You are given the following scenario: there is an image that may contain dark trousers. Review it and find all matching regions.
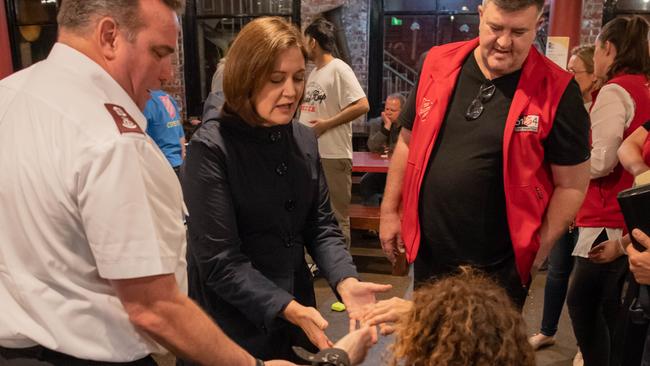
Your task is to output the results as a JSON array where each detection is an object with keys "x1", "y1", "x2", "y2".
[
  {"x1": 643, "y1": 323, "x2": 650, "y2": 366},
  {"x1": 567, "y1": 230, "x2": 628, "y2": 366},
  {"x1": 0, "y1": 345, "x2": 156, "y2": 366},
  {"x1": 540, "y1": 229, "x2": 578, "y2": 336},
  {"x1": 414, "y1": 254, "x2": 529, "y2": 310}
]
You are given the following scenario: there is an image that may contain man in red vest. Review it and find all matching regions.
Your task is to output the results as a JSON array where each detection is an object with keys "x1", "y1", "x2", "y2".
[{"x1": 379, "y1": 0, "x2": 591, "y2": 308}]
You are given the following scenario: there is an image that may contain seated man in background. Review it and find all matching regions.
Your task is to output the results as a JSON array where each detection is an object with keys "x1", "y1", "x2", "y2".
[
  {"x1": 366, "y1": 93, "x2": 405, "y2": 154},
  {"x1": 144, "y1": 89, "x2": 186, "y2": 178},
  {"x1": 360, "y1": 93, "x2": 404, "y2": 206}
]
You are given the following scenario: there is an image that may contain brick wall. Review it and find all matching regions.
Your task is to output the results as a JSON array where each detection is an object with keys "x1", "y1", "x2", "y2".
[
  {"x1": 581, "y1": 0, "x2": 604, "y2": 45},
  {"x1": 163, "y1": 24, "x2": 188, "y2": 121},
  {"x1": 301, "y1": 0, "x2": 370, "y2": 92}
]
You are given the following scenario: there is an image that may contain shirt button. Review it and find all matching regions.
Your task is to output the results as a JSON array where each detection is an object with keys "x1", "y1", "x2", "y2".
[
  {"x1": 285, "y1": 199, "x2": 296, "y2": 212},
  {"x1": 269, "y1": 131, "x2": 282, "y2": 142},
  {"x1": 284, "y1": 238, "x2": 294, "y2": 248},
  {"x1": 275, "y1": 162, "x2": 288, "y2": 176}
]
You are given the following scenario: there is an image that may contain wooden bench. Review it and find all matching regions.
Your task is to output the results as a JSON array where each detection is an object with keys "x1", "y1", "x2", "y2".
[{"x1": 349, "y1": 203, "x2": 380, "y2": 231}]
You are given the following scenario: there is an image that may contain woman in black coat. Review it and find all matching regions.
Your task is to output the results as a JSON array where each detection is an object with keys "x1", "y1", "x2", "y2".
[{"x1": 180, "y1": 17, "x2": 390, "y2": 362}]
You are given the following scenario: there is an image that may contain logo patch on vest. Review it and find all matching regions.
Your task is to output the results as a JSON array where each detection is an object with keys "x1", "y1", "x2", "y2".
[
  {"x1": 104, "y1": 103, "x2": 144, "y2": 135},
  {"x1": 419, "y1": 97, "x2": 433, "y2": 121},
  {"x1": 514, "y1": 114, "x2": 539, "y2": 133}
]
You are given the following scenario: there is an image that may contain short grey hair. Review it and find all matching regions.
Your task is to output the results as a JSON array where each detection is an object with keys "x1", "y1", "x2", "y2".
[
  {"x1": 386, "y1": 93, "x2": 406, "y2": 107},
  {"x1": 57, "y1": 0, "x2": 185, "y2": 41},
  {"x1": 482, "y1": 0, "x2": 544, "y2": 12}
]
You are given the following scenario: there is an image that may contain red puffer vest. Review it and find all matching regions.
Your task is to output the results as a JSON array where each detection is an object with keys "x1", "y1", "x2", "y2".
[{"x1": 401, "y1": 38, "x2": 573, "y2": 284}]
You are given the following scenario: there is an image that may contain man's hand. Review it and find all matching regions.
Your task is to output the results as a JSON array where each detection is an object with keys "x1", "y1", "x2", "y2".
[
  {"x1": 309, "y1": 119, "x2": 331, "y2": 137},
  {"x1": 380, "y1": 111, "x2": 392, "y2": 130},
  {"x1": 337, "y1": 278, "x2": 392, "y2": 333},
  {"x1": 379, "y1": 210, "x2": 403, "y2": 264},
  {"x1": 266, "y1": 361, "x2": 298, "y2": 366},
  {"x1": 361, "y1": 297, "x2": 413, "y2": 335},
  {"x1": 283, "y1": 300, "x2": 333, "y2": 350},
  {"x1": 628, "y1": 229, "x2": 650, "y2": 285},
  {"x1": 589, "y1": 239, "x2": 624, "y2": 264},
  {"x1": 332, "y1": 327, "x2": 376, "y2": 366}
]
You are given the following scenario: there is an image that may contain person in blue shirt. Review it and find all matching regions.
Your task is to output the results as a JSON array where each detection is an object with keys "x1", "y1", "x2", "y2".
[{"x1": 144, "y1": 89, "x2": 186, "y2": 175}]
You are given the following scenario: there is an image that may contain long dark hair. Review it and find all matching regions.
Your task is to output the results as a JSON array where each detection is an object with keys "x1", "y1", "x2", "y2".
[
  {"x1": 304, "y1": 17, "x2": 338, "y2": 55},
  {"x1": 598, "y1": 16, "x2": 650, "y2": 80}
]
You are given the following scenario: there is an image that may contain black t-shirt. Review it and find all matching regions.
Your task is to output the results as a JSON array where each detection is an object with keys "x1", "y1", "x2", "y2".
[{"x1": 403, "y1": 54, "x2": 590, "y2": 282}]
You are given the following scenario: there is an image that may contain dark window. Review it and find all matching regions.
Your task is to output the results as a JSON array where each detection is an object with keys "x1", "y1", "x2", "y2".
[
  {"x1": 7, "y1": 0, "x2": 60, "y2": 70},
  {"x1": 380, "y1": 1, "x2": 481, "y2": 101},
  {"x1": 369, "y1": 0, "x2": 548, "y2": 114},
  {"x1": 437, "y1": 14, "x2": 479, "y2": 44},
  {"x1": 383, "y1": 0, "x2": 436, "y2": 12},
  {"x1": 437, "y1": 0, "x2": 482, "y2": 12},
  {"x1": 614, "y1": 0, "x2": 650, "y2": 12},
  {"x1": 183, "y1": 0, "x2": 300, "y2": 117}
]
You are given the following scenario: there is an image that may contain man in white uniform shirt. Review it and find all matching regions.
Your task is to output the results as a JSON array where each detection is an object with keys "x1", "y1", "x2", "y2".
[
  {"x1": 0, "y1": 1, "x2": 300, "y2": 365},
  {"x1": 299, "y1": 18, "x2": 369, "y2": 249}
]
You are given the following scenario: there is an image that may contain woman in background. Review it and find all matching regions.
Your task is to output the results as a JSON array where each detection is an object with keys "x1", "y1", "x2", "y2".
[
  {"x1": 528, "y1": 45, "x2": 597, "y2": 364},
  {"x1": 567, "y1": 16, "x2": 650, "y2": 366}
]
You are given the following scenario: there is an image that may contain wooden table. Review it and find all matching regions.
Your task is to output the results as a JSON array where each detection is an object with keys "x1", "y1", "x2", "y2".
[{"x1": 352, "y1": 151, "x2": 389, "y2": 173}]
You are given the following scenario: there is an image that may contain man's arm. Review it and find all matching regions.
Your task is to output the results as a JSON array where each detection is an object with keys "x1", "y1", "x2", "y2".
[
  {"x1": 111, "y1": 274, "x2": 256, "y2": 366},
  {"x1": 534, "y1": 160, "x2": 590, "y2": 268},
  {"x1": 379, "y1": 128, "x2": 411, "y2": 263},
  {"x1": 618, "y1": 126, "x2": 650, "y2": 177},
  {"x1": 310, "y1": 98, "x2": 369, "y2": 137},
  {"x1": 366, "y1": 117, "x2": 389, "y2": 153},
  {"x1": 180, "y1": 136, "x2": 187, "y2": 161}
]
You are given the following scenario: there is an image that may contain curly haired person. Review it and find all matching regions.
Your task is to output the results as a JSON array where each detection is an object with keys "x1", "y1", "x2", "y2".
[{"x1": 386, "y1": 268, "x2": 535, "y2": 366}]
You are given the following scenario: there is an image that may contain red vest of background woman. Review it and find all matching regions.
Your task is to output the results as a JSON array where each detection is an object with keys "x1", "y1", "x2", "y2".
[{"x1": 576, "y1": 73, "x2": 650, "y2": 230}]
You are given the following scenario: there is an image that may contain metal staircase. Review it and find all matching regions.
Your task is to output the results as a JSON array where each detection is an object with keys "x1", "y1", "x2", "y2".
[{"x1": 382, "y1": 51, "x2": 417, "y2": 98}]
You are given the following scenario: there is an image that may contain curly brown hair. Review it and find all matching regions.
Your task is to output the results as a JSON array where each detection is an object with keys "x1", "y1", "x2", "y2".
[{"x1": 389, "y1": 268, "x2": 535, "y2": 366}]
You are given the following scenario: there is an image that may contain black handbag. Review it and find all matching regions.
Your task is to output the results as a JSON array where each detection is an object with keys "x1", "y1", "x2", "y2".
[{"x1": 618, "y1": 184, "x2": 650, "y2": 321}]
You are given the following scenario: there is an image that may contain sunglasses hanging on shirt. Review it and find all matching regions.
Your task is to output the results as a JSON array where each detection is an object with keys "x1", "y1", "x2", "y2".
[{"x1": 465, "y1": 82, "x2": 496, "y2": 121}]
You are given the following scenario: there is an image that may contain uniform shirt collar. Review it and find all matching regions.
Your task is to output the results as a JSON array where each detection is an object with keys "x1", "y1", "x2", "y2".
[{"x1": 47, "y1": 42, "x2": 147, "y2": 130}]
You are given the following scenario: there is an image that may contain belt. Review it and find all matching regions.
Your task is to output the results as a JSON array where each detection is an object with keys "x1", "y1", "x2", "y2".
[{"x1": 0, "y1": 345, "x2": 156, "y2": 366}]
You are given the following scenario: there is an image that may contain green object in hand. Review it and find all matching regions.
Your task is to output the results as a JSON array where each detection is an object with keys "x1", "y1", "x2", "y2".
[{"x1": 331, "y1": 301, "x2": 346, "y2": 312}]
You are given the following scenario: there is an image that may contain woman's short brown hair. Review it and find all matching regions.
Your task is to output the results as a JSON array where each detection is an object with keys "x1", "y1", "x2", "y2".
[
  {"x1": 223, "y1": 17, "x2": 307, "y2": 125},
  {"x1": 389, "y1": 267, "x2": 535, "y2": 366}
]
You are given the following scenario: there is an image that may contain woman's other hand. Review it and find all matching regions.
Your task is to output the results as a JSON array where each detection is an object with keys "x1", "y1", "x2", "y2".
[{"x1": 283, "y1": 300, "x2": 333, "y2": 350}]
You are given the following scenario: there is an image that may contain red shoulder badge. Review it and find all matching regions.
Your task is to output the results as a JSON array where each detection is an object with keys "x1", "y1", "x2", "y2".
[{"x1": 104, "y1": 103, "x2": 144, "y2": 135}]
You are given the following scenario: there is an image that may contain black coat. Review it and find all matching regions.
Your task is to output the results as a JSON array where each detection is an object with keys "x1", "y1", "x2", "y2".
[{"x1": 181, "y1": 112, "x2": 358, "y2": 360}]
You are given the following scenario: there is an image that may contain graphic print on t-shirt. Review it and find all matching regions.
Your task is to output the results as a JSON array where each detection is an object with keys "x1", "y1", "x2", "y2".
[{"x1": 300, "y1": 82, "x2": 327, "y2": 113}]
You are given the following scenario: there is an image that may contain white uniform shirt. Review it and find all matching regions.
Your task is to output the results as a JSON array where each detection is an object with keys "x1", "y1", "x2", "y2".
[
  {"x1": 573, "y1": 84, "x2": 635, "y2": 257},
  {"x1": 298, "y1": 58, "x2": 366, "y2": 159},
  {"x1": 0, "y1": 43, "x2": 187, "y2": 361}
]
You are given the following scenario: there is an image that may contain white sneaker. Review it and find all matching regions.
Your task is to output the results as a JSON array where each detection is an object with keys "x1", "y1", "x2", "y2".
[
  {"x1": 528, "y1": 333, "x2": 556, "y2": 350},
  {"x1": 573, "y1": 351, "x2": 583, "y2": 366}
]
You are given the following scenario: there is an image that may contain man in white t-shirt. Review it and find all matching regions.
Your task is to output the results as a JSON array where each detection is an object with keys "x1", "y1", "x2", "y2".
[{"x1": 299, "y1": 18, "x2": 369, "y2": 248}]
